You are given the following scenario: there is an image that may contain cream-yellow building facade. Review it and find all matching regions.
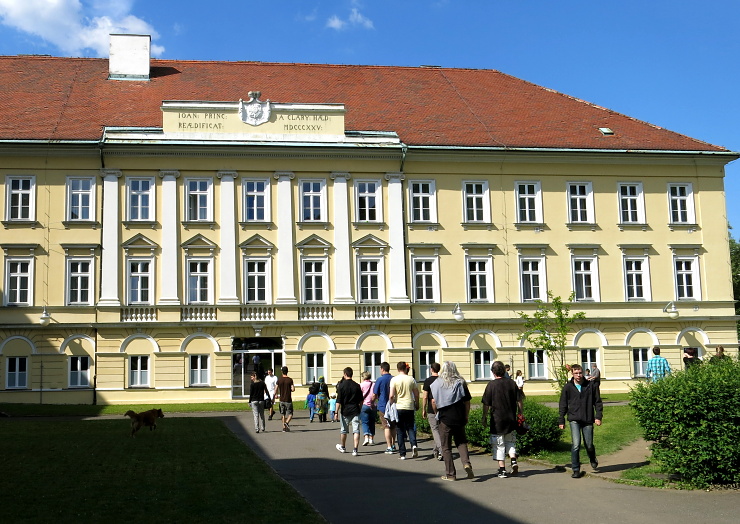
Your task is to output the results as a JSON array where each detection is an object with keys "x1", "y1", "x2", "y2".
[{"x1": 1, "y1": 35, "x2": 737, "y2": 404}]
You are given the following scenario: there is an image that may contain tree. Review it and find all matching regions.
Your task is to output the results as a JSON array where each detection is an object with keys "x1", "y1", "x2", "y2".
[
  {"x1": 518, "y1": 291, "x2": 585, "y2": 393},
  {"x1": 729, "y1": 233, "x2": 740, "y2": 338}
]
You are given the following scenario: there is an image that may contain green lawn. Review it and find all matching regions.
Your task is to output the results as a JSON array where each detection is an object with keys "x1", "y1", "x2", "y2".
[{"x1": 0, "y1": 417, "x2": 324, "y2": 524}]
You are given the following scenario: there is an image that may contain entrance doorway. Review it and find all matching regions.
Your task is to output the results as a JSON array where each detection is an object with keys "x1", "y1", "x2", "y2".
[{"x1": 231, "y1": 337, "x2": 283, "y2": 398}]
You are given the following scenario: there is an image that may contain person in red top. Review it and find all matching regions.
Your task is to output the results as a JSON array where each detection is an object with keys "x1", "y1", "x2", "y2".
[{"x1": 276, "y1": 366, "x2": 295, "y2": 432}]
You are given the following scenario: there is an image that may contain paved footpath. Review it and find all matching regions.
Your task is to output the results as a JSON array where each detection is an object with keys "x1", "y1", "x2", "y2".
[{"x1": 207, "y1": 411, "x2": 739, "y2": 524}]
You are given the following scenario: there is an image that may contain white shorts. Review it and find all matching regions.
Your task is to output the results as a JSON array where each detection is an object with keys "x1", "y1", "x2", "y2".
[{"x1": 491, "y1": 431, "x2": 517, "y2": 461}]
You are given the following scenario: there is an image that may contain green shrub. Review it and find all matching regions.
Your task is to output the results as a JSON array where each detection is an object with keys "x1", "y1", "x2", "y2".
[{"x1": 630, "y1": 358, "x2": 740, "y2": 487}]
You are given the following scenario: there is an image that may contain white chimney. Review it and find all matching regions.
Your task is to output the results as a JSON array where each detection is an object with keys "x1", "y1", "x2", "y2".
[{"x1": 109, "y1": 34, "x2": 151, "y2": 81}]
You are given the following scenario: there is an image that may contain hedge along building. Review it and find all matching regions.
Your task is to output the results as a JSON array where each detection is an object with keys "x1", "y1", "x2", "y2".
[{"x1": 0, "y1": 34, "x2": 737, "y2": 405}]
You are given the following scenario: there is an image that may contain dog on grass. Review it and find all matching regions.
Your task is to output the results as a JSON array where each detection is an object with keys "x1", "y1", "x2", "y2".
[{"x1": 124, "y1": 408, "x2": 164, "y2": 437}]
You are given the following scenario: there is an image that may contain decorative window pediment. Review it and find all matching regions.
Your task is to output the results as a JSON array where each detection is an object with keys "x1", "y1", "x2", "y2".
[
  {"x1": 239, "y1": 234, "x2": 275, "y2": 255},
  {"x1": 352, "y1": 234, "x2": 388, "y2": 255},
  {"x1": 182, "y1": 234, "x2": 217, "y2": 256},
  {"x1": 296, "y1": 234, "x2": 332, "y2": 256},
  {"x1": 123, "y1": 234, "x2": 159, "y2": 256}
]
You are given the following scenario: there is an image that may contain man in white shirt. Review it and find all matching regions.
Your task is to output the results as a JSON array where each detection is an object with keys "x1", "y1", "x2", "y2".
[{"x1": 264, "y1": 368, "x2": 278, "y2": 420}]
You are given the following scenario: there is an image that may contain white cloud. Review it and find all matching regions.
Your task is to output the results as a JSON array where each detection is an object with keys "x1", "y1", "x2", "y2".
[
  {"x1": 326, "y1": 5, "x2": 374, "y2": 31},
  {"x1": 0, "y1": 0, "x2": 164, "y2": 57},
  {"x1": 326, "y1": 15, "x2": 346, "y2": 30},
  {"x1": 348, "y1": 8, "x2": 373, "y2": 29}
]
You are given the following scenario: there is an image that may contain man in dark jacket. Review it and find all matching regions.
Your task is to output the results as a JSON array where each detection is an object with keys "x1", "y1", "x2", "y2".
[
  {"x1": 482, "y1": 361, "x2": 520, "y2": 478},
  {"x1": 558, "y1": 364, "x2": 603, "y2": 478},
  {"x1": 335, "y1": 367, "x2": 363, "y2": 456}
]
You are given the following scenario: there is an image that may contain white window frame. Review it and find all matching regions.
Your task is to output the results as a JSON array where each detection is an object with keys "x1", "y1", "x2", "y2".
[
  {"x1": 189, "y1": 355, "x2": 210, "y2": 386},
  {"x1": 66, "y1": 257, "x2": 94, "y2": 306},
  {"x1": 528, "y1": 350, "x2": 547, "y2": 379},
  {"x1": 474, "y1": 350, "x2": 494, "y2": 381},
  {"x1": 466, "y1": 256, "x2": 494, "y2": 303},
  {"x1": 355, "y1": 179, "x2": 383, "y2": 223},
  {"x1": 567, "y1": 182, "x2": 594, "y2": 224},
  {"x1": 411, "y1": 256, "x2": 440, "y2": 303},
  {"x1": 357, "y1": 257, "x2": 385, "y2": 303},
  {"x1": 417, "y1": 350, "x2": 438, "y2": 380},
  {"x1": 674, "y1": 256, "x2": 701, "y2": 300},
  {"x1": 184, "y1": 178, "x2": 213, "y2": 222},
  {"x1": 129, "y1": 355, "x2": 150, "y2": 387},
  {"x1": 571, "y1": 255, "x2": 600, "y2": 302},
  {"x1": 69, "y1": 356, "x2": 90, "y2": 388},
  {"x1": 623, "y1": 255, "x2": 651, "y2": 301},
  {"x1": 6, "y1": 356, "x2": 28, "y2": 389},
  {"x1": 186, "y1": 257, "x2": 214, "y2": 305},
  {"x1": 632, "y1": 347, "x2": 649, "y2": 377},
  {"x1": 515, "y1": 181, "x2": 543, "y2": 223},
  {"x1": 6, "y1": 175, "x2": 36, "y2": 221},
  {"x1": 463, "y1": 180, "x2": 491, "y2": 223},
  {"x1": 520, "y1": 256, "x2": 546, "y2": 302},
  {"x1": 668, "y1": 183, "x2": 696, "y2": 224},
  {"x1": 409, "y1": 180, "x2": 438, "y2": 223},
  {"x1": 126, "y1": 177, "x2": 155, "y2": 222},
  {"x1": 242, "y1": 178, "x2": 271, "y2": 222},
  {"x1": 243, "y1": 257, "x2": 272, "y2": 304},
  {"x1": 4, "y1": 257, "x2": 34, "y2": 306},
  {"x1": 364, "y1": 351, "x2": 384, "y2": 380},
  {"x1": 66, "y1": 176, "x2": 95, "y2": 221},
  {"x1": 299, "y1": 179, "x2": 327, "y2": 222},
  {"x1": 580, "y1": 349, "x2": 598, "y2": 370},
  {"x1": 617, "y1": 182, "x2": 645, "y2": 224},
  {"x1": 301, "y1": 257, "x2": 328, "y2": 303},
  {"x1": 306, "y1": 352, "x2": 325, "y2": 384},
  {"x1": 126, "y1": 258, "x2": 154, "y2": 305}
]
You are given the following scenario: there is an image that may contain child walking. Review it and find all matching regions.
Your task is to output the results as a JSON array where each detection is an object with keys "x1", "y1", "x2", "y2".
[
  {"x1": 329, "y1": 394, "x2": 337, "y2": 422},
  {"x1": 305, "y1": 390, "x2": 317, "y2": 422}
]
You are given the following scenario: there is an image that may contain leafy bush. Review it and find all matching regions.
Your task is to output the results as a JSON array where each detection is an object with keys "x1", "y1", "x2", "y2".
[{"x1": 630, "y1": 358, "x2": 740, "y2": 487}]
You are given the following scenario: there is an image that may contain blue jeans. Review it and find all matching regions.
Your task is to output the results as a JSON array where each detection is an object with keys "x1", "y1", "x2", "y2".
[
  {"x1": 396, "y1": 409, "x2": 417, "y2": 456},
  {"x1": 360, "y1": 405, "x2": 376, "y2": 437},
  {"x1": 308, "y1": 405, "x2": 316, "y2": 421},
  {"x1": 569, "y1": 420, "x2": 596, "y2": 471}
]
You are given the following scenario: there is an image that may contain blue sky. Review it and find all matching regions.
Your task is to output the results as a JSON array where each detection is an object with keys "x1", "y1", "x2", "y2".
[{"x1": 1, "y1": 0, "x2": 739, "y2": 234}]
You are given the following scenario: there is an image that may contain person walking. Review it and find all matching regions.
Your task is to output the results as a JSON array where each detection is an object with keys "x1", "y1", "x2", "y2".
[
  {"x1": 422, "y1": 362, "x2": 443, "y2": 461},
  {"x1": 558, "y1": 364, "x2": 603, "y2": 478},
  {"x1": 373, "y1": 362, "x2": 397, "y2": 454},
  {"x1": 316, "y1": 376, "x2": 329, "y2": 422},
  {"x1": 388, "y1": 361, "x2": 419, "y2": 460},
  {"x1": 359, "y1": 371, "x2": 376, "y2": 446},
  {"x1": 588, "y1": 363, "x2": 601, "y2": 386},
  {"x1": 249, "y1": 372, "x2": 267, "y2": 433},
  {"x1": 431, "y1": 361, "x2": 474, "y2": 481},
  {"x1": 335, "y1": 367, "x2": 363, "y2": 456},
  {"x1": 276, "y1": 366, "x2": 295, "y2": 432},
  {"x1": 645, "y1": 346, "x2": 671, "y2": 382},
  {"x1": 482, "y1": 361, "x2": 520, "y2": 478},
  {"x1": 264, "y1": 368, "x2": 278, "y2": 420}
]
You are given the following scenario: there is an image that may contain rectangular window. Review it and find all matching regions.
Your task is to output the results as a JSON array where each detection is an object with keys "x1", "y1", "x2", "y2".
[
  {"x1": 412, "y1": 257, "x2": 438, "y2": 302},
  {"x1": 302, "y1": 259, "x2": 326, "y2": 303},
  {"x1": 127, "y1": 259, "x2": 153, "y2": 305},
  {"x1": 190, "y1": 355, "x2": 209, "y2": 386},
  {"x1": 185, "y1": 178, "x2": 213, "y2": 221},
  {"x1": 463, "y1": 181, "x2": 490, "y2": 223},
  {"x1": 244, "y1": 259, "x2": 269, "y2": 303},
  {"x1": 67, "y1": 177, "x2": 94, "y2": 221},
  {"x1": 243, "y1": 179, "x2": 270, "y2": 222},
  {"x1": 572, "y1": 257, "x2": 599, "y2": 301},
  {"x1": 668, "y1": 183, "x2": 695, "y2": 224},
  {"x1": 356, "y1": 180, "x2": 381, "y2": 222},
  {"x1": 7, "y1": 357, "x2": 28, "y2": 388},
  {"x1": 618, "y1": 183, "x2": 644, "y2": 223},
  {"x1": 127, "y1": 177, "x2": 154, "y2": 221},
  {"x1": 624, "y1": 256, "x2": 651, "y2": 301},
  {"x1": 467, "y1": 258, "x2": 493, "y2": 302},
  {"x1": 187, "y1": 259, "x2": 212, "y2": 304},
  {"x1": 520, "y1": 257, "x2": 545, "y2": 302},
  {"x1": 5, "y1": 258, "x2": 33, "y2": 306},
  {"x1": 300, "y1": 180, "x2": 326, "y2": 222},
  {"x1": 129, "y1": 356, "x2": 149, "y2": 387},
  {"x1": 6, "y1": 176, "x2": 35, "y2": 221},
  {"x1": 474, "y1": 350, "x2": 493, "y2": 380},
  {"x1": 515, "y1": 181, "x2": 542, "y2": 223},
  {"x1": 364, "y1": 352, "x2": 383, "y2": 380},
  {"x1": 358, "y1": 259, "x2": 381, "y2": 302},
  {"x1": 675, "y1": 257, "x2": 700, "y2": 300},
  {"x1": 67, "y1": 258, "x2": 93, "y2": 305},
  {"x1": 581, "y1": 349, "x2": 597, "y2": 370},
  {"x1": 633, "y1": 348, "x2": 649, "y2": 377},
  {"x1": 418, "y1": 351, "x2": 437, "y2": 380},
  {"x1": 306, "y1": 353, "x2": 325, "y2": 384},
  {"x1": 567, "y1": 182, "x2": 593, "y2": 223},
  {"x1": 528, "y1": 350, "x2": 546, "y2": 379},
  {"x1": 409, "y1": 181, "x2": 437, "y2": 222},
  {"x1": 69, "y1": 356, "x2": 90, "y2": 387}
]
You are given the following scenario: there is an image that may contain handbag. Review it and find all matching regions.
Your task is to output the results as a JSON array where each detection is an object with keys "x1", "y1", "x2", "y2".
[{"x1": 516, "y1": 413, "x2": 530, "y2": 435}]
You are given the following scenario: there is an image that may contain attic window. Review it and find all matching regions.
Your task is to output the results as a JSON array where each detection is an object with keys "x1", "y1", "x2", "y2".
[{"x1": 599, "y1": 127, "x2": 614, "y2": 136}]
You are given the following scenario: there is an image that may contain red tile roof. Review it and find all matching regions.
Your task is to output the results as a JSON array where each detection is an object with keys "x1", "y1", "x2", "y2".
[{"x1": 0, "y1": 56, "x2": 727, "y2": 152}]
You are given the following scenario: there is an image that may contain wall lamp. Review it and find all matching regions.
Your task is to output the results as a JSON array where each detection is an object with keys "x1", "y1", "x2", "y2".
[
  {"x1": 663, "y1": 301, "x2": 679, "y2": 320},
  {"x1": 39, "y1": 306, "x2": 51, "y2": 326},
  {"x1": 452, "y1": 303, "x2": 465, "y2": 322}
]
